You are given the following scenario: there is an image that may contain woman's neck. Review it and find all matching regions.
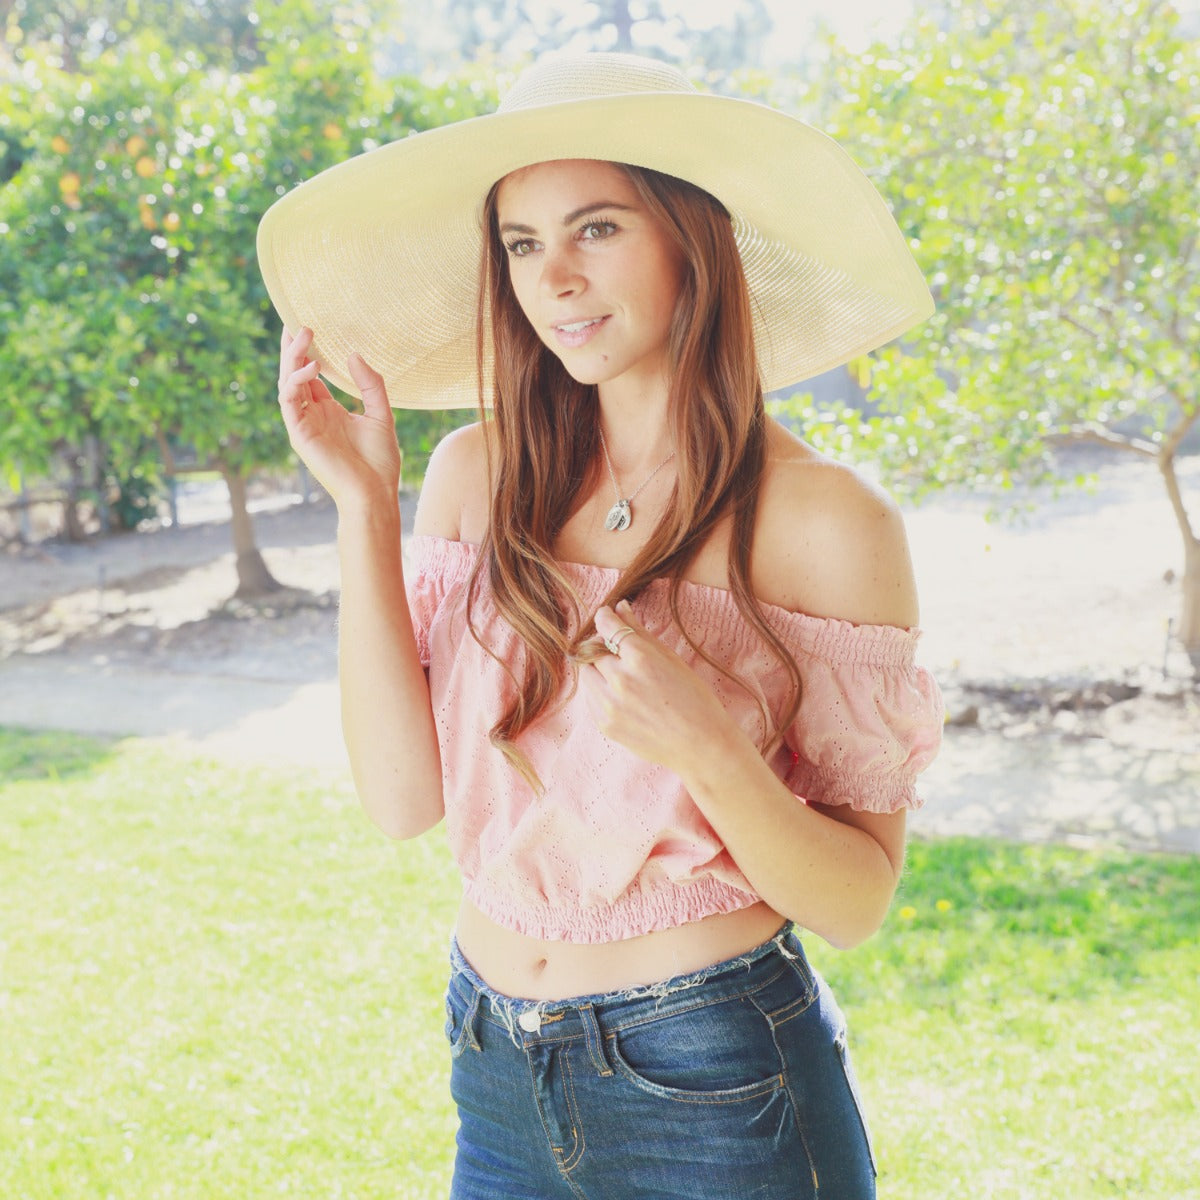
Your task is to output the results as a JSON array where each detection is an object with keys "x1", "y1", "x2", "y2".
[{"x1": 596, "y1": 378, "x2": 674, "y2": 473}]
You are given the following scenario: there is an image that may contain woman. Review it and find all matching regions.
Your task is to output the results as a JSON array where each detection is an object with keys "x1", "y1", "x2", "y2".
[{"x1": 261, "y1": 52, "x2": 942, "y2": 1200}]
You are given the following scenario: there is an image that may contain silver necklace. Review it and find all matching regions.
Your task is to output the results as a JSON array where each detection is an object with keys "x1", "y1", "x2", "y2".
[{"x1": 597, "y1": 428, "x2": 676, "y2": 533}]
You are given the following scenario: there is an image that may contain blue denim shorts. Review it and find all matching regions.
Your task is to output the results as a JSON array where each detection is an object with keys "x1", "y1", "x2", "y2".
[{"x1": 444, "y1": 926, "x2": 877, "y2": 1199}]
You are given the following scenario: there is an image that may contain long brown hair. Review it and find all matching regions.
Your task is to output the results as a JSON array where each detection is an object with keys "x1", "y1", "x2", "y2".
[{"x1": 469, "y1": 162, "x2": 802, "y2": 785}]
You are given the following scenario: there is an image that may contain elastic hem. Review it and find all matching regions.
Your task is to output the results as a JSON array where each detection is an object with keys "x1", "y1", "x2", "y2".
[{"x1": 462, "y1": 876, "x2": 761, "y2": 944}]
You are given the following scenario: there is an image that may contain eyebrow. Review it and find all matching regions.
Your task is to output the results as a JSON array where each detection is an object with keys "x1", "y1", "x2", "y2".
[{"x1": 498, "y1": 200, "x2": 638, "y2": 236}]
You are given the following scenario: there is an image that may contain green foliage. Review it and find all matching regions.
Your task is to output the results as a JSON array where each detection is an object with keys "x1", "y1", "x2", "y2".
[
  {"x1": 770, "y1": 0, "x2": 1200, "y2": 498},
  {"x1": 0, "y1": 3, "x2": 488, "y2": 533},
  {"x1": 2, "y1": 0, "x2": 261, "y2": 70}
]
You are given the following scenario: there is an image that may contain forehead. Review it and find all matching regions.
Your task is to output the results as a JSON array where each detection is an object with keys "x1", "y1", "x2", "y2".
[{"x1": 495, "y1": 159, "x2": 636, "y2": 215}]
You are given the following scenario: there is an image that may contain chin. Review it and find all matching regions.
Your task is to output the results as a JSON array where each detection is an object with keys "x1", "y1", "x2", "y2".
[{"x1": 551, "y1": 356, "x2": 613, "y2": 388}]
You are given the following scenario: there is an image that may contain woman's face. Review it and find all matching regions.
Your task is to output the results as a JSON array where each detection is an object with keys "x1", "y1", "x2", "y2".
[{"x1": 495, "y1": 159, "x2": 686, "y2": 396}]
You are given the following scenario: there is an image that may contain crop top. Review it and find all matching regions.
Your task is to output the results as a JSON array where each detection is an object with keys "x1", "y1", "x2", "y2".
[{"x1": 406, "y1": 533, "x2": 943, "y2": 944}]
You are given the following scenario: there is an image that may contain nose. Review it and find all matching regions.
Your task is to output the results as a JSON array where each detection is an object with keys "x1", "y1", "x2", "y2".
[{"x1": 539, "y1": 244, "x2": 584, "y2": 298}]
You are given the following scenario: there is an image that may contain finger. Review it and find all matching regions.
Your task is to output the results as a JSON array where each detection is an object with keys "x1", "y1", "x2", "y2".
[
  {"x1": 347, "y1": 352, "x2": 392, "y2": 418},
  {"x1": 279, "y1": 358, "x2": 321, "y2": 406},
  {"x1": 578, "y1": 665, "x2": 619, "y2": 725},
  {"x1": 280, "y1": 326, "x2": 314, "y2": 377},
  {"x1": 594, "y1": 603, "x2": 644, "y2": 648},
  {"x1": 615, "y1": 598, "x2": 650, "y2": 634},
  {"x1": 283, "y1": 357, "x2": 321, "y2": 391}
]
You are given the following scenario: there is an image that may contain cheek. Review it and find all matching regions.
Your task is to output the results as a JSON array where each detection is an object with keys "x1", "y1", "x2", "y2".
[
  {"x1": 505, "y1": 271, "x2": 548, "y2": 344},
  {"x1": 505, "y1": 269, "x2": 535, "y2": 320},
  {"x1": 646, "y1": 249, "x2": 686, "y2": 324}
]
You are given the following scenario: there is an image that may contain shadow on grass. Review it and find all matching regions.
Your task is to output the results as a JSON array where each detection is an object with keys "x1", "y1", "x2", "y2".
[{"x1": 0, "y1": 726, "x2": 118, "y2": 782}]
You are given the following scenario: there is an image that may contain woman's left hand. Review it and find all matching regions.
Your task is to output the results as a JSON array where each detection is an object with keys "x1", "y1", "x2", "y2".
[{"x1": 584, "y1": 601, "x2": 744, "y2": 780}]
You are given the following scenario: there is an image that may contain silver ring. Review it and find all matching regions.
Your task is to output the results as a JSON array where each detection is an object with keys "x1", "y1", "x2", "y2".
[
  {"x1": 603, "y1": 625, "x2": 636, "y2": 656},
  {"x1": 300, "y1": 399, "x2": 310, "y2": 410}
]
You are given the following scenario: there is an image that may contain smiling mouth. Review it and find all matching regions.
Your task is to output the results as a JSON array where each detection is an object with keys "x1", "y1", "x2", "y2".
[{"x1": 555, "y1": 317, "x2": 606, "y2": 334}]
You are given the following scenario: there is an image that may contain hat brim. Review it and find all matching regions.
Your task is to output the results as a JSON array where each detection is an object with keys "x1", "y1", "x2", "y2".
[{"x1": 257, "y1": 92, "x2": 933, "y2": 409}]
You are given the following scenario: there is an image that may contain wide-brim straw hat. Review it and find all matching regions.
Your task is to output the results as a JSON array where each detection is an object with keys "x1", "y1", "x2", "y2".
[{"x1": 257, "y1": 52, "x2": 933, "y2": 409}]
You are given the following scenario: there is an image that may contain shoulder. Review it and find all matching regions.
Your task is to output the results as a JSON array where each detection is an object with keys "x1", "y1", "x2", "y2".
[
  {"x1": 751, "y1": 419, "x2": 919, "y2": 628},
  {"x1": 413, "y1": 419, "x2": 496, "y2": 541}
]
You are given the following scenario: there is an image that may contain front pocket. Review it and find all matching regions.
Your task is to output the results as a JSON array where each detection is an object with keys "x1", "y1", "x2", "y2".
[
  {"x1": 607, "y1": 995, "x2": 785, "y2": 1103},
  {"x1": 443, "y1": 985, "x2": 480, "y2": 1058}
]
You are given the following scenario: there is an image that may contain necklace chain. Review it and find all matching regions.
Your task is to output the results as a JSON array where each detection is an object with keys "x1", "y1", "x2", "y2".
[{"x1": 597, "y1": 427, "x2": 675, "y2": 533}]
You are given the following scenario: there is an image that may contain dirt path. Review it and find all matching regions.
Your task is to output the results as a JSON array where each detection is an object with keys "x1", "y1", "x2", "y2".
[{"x1": 1, "y1": 452, "x2": 1197, "y2": 853}]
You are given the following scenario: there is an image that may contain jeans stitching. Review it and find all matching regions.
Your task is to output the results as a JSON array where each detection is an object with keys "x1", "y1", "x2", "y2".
[
  {"x1": 605, "y1": 1039, "x2": 787, "y2": 1106},
  {"x1": 556, "y1": 1048, "x2": 588, "y2": 1174}
]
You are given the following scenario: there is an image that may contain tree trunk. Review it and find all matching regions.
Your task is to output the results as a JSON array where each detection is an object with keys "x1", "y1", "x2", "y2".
[
  {"x1": 61, "y1": 448, "x2": 89, "y2": 542},
  {"x1": 606, "y1": 0, "x2": 634, "y2": 50},
  {"x1": 219, "y1": 465, "x2": 282, "y2": 598},
  {"x1": 1156, "y1": 420, "x2": 1200, "y2": 675},
  {"x1": 1182, "y1": 538, "x2": 1200, "y2": 676}
]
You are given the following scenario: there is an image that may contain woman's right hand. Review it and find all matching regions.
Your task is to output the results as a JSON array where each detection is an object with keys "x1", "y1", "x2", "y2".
[{"x1": 277, "y1": 326, "x2": 402, "y2": 510}]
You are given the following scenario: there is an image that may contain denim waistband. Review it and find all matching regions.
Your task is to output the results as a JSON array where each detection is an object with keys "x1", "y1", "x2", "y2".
[{"x1": 448, "y1": 923, "x2": 805, "y2": 1047}]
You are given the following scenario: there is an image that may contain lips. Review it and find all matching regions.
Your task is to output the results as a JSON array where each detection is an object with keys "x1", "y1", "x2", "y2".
[{"x1": 552, "y1": 315, "x2": 609, "y2": 347}]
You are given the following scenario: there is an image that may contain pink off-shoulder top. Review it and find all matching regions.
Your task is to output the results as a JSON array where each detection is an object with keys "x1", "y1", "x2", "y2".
[{"x1": 406, "y1": 534, "x2": 943, "y2": 944}]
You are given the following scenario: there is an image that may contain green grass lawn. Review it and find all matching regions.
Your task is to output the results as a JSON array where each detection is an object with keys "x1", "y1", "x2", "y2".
[{"x1": 1, "y1": 727, "x2": 1197, "y2": 1199}]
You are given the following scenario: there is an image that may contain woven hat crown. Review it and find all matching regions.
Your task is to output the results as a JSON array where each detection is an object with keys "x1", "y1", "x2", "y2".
[{"x1": 498, "y1": 53, "x2": 697, "y2": 112}]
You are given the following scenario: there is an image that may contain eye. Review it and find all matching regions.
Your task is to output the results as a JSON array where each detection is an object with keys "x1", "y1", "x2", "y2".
[
  {"x1": 579, "y1": 218, "x2": 618, "y2": 242},
  {"x1": 504, "y1": 237, "x2": 538, "y2": 258}
]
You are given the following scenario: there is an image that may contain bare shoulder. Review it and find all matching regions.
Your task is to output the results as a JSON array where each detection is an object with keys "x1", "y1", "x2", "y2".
[
  {"x1": 412, "y1": 419, "x2": 495, "y2": 541},
  {"x1": 752, "y1": 419, "x2": 919, "y2": 628}
]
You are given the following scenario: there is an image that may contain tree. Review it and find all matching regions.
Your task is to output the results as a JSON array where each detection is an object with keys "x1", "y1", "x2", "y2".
[
  {"x1": 774, "y1": 0, "x2": 1200, "y2": 670},
  {"x1": 0, "y1": 0, "x2": 487, "y2": 592},
  {"x1": 389, "y1": 0, "x2": 772, "y2": 78},
  {"x1": 0, "y1": 0, "x2": 260, "y2": 70}
]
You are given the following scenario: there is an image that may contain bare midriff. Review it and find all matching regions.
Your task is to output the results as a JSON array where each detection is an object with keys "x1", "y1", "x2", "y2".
[{"x1": 454, "y1": 897, "x2": 788, "y2": 1001}]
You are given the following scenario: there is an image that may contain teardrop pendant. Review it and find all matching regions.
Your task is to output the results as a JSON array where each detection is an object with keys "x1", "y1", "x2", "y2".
[{"x1": 604, "y1": 499, "x2": 633, "y2": 532}]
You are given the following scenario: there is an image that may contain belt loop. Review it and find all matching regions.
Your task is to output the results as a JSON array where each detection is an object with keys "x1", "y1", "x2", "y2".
[
  {"x1": 578, "y1": 1003, "x2": 613, "y2": 1078},
  {"x1": 772, "y1": 924, "x2": 800, "y2": 961}
]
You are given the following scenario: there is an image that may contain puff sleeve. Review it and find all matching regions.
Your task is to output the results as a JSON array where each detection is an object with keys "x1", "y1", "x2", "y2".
[
  {"x1": 780, "y1": 619, "x2": 944, "y2": 814},
  {"x1": 404, "y1": 534, "x2": 470, "y2": 668}
]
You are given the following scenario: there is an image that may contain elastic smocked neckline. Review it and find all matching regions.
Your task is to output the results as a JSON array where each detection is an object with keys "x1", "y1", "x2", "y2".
[{"x1": 407, "y1": 532, "x2": 923, "y2": 669}]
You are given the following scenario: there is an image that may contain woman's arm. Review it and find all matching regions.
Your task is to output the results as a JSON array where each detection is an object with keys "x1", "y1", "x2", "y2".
[
  {"x1": 277, "y1": 328, "x2": 443, "y2": 839},
  {"x1": 586, "y1": 446, "x2": 922, "y2": 949}
]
